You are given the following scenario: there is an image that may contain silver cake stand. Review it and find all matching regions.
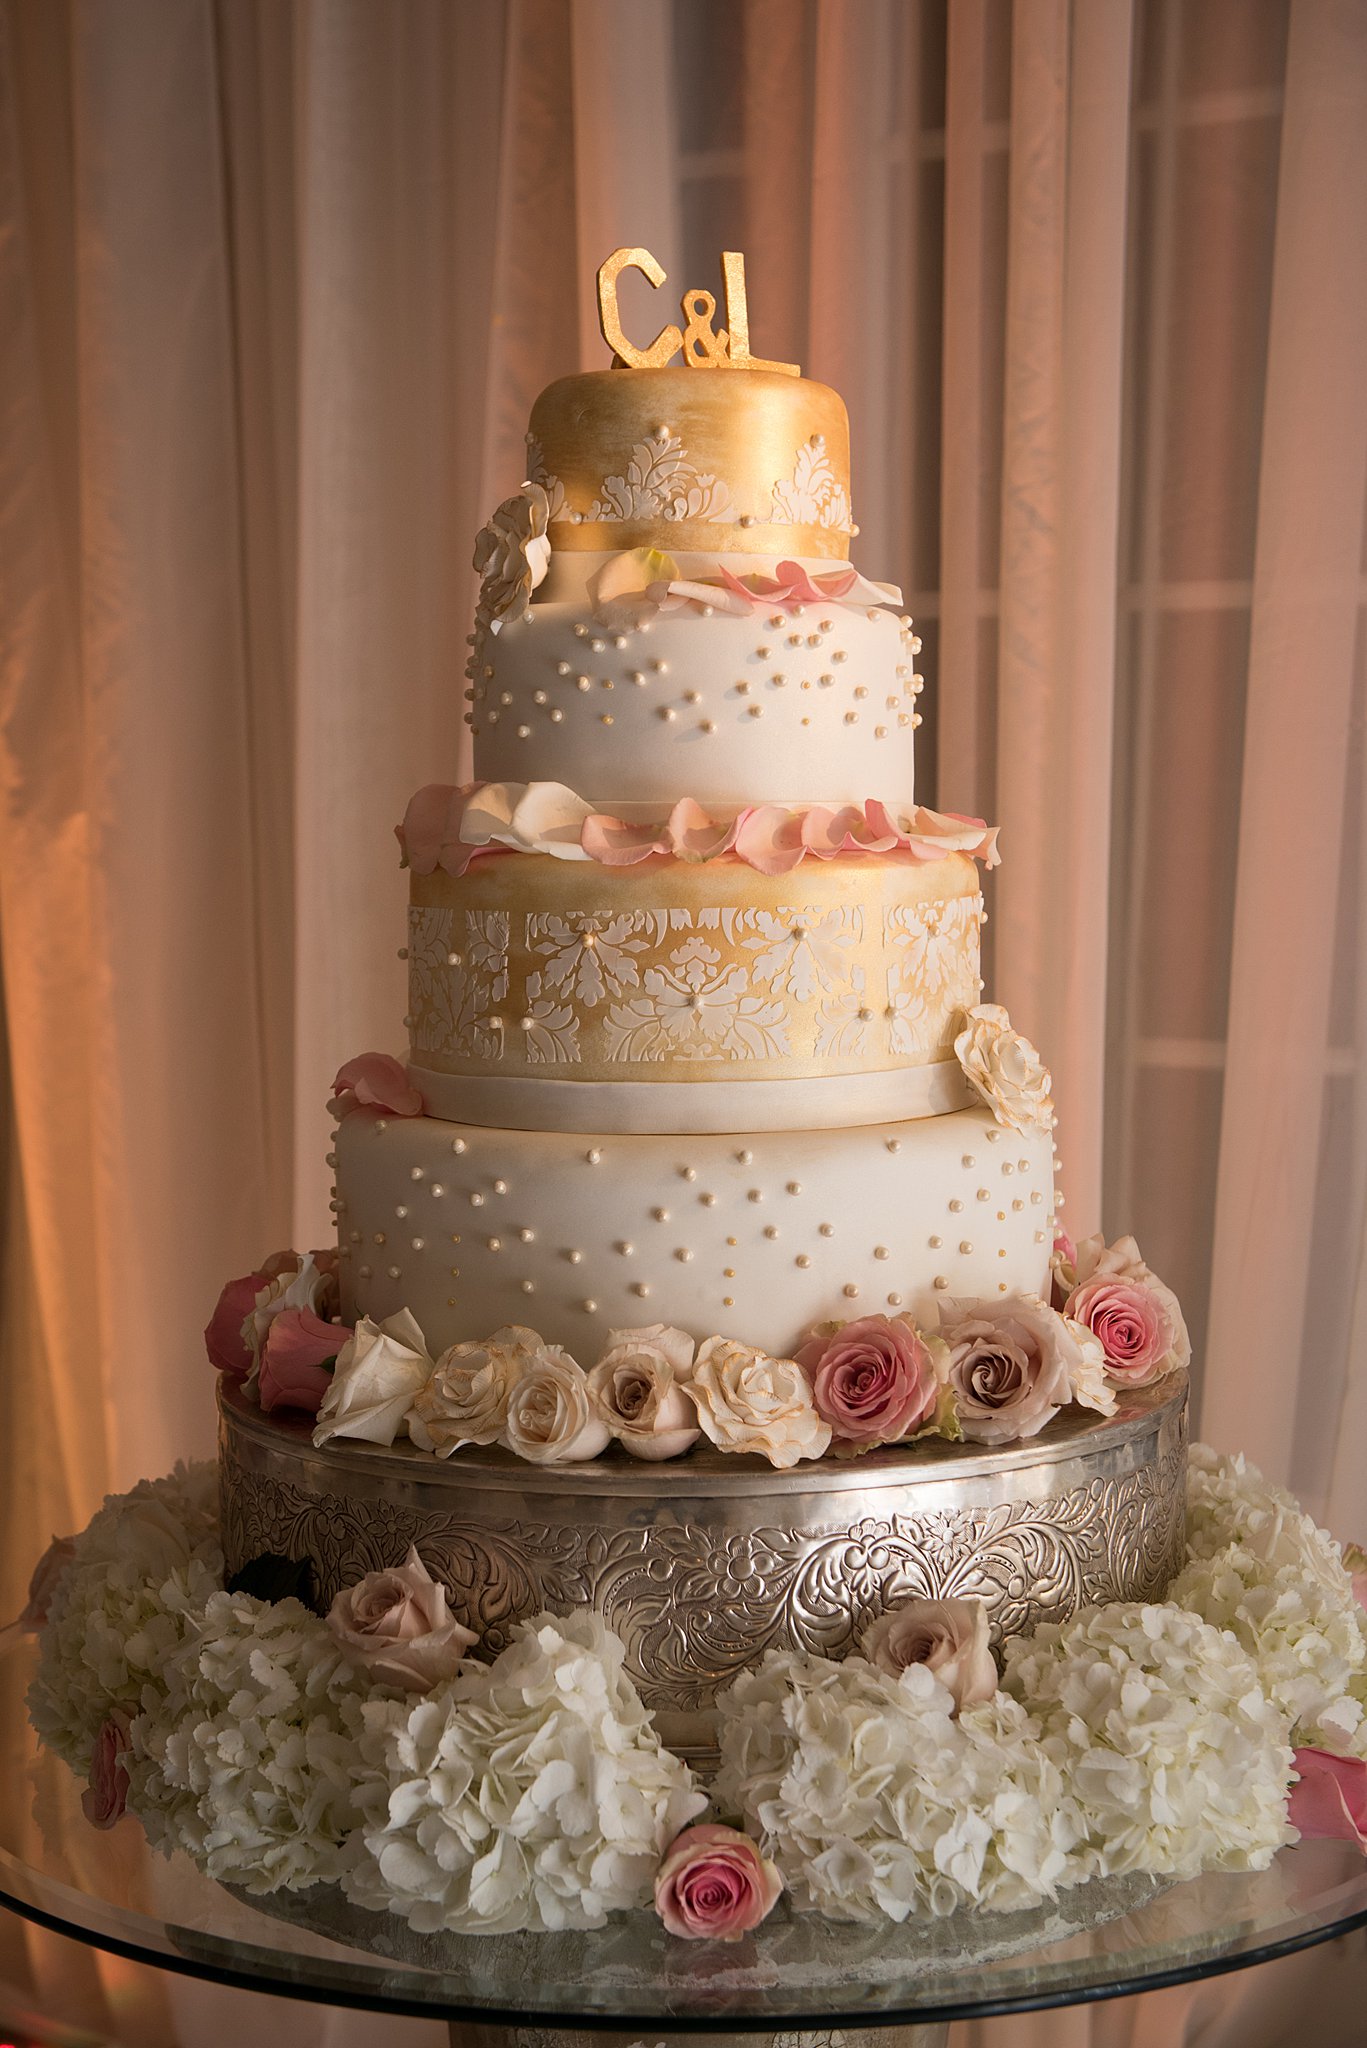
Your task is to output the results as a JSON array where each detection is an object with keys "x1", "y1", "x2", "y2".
[{"x1": 4, "y1": 1637, "x2": 1367, "y2": 2048}]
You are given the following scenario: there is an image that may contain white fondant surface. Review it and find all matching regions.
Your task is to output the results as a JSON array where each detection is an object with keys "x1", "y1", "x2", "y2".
[
  {"x1": 335, "y1": 1104, "x2": 1055, "y2": 1361},
  {"x1": 470, "y1": 595, "x2": 920, "y2": 807}
]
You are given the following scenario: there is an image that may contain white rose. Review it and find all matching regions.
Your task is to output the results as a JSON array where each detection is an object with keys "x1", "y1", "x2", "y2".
[
  {"x1": 408, "y1": 1326, "x2": 544, "y2": 1455},
  {"x1": 1061, "y1": 1314, "x2": 1118, "y2": 1415},
  {"x1": 473, "y1": 483, "x2": 551, "y2": 633},
  {"x1": 938, "y1": 1293, "x2": 1075, "y2": 1445},
  {"x1": 954, "y1": 1004, "x2": 1054, "y2": 1131},
  {"x1": 686, "y1": 1338, "x2": 832, "y2": 1469},
  {"x1": 327, "y1": 1545, "x2": 477, "y2": 1692},
  {"x1": 861, "y1": 1596, "x2": 998, "y2": 1713},
  {"x1": 501, "y1": 1347, "x2": 609, "y2": 1465},
  {"x1": 313, "y1": 1309, "x2": 434, "y2": 1448},
  {"x1": 585, "y1": 1325, "x2": 699, "y2": 1461}
]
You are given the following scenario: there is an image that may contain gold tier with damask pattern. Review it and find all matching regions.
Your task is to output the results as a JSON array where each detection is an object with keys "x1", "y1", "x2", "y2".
[
  {"x1": 405, "y1": 852, "x2": 983, "y2": 1135},
  {"x1": 528, "y1": 367, "x2": 853, "y2": 559}
]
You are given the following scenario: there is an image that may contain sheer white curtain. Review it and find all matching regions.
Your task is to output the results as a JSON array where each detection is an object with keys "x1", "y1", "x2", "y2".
[{"x1": 2, "y1": 3, "x2": 1365, "y2": 2044}]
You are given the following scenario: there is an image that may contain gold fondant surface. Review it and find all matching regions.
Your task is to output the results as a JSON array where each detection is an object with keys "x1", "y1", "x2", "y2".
[
  {"x1": 408, "y1": 854, "x2": 983, "y2": 1086},
  {"x1": 527, "y1": 369, "x2": 852, "y2": 557}
]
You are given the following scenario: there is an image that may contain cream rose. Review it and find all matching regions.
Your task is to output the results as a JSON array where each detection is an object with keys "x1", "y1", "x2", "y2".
[
  {"x1": 407, "y1": 1326, "x2": 544, "y2": 1455},
  {"x1": 473, "y1": 483, "x2": 552, "y2": 632},
  {"x1": 954, "y1": 1003, "x2": 1054, "y2": 1131},
  {"x1": 502, "y1": 1346, "x2": 610, "y2": 1465},
  {"x1": 327, "y1": 1544, "x2": 477, "y2": 1692},
  {"x1": 586, "y1": 1324, "x2": 700, "y2": 1461},
  {"x1": 313, "y1": 1308, "x2": 434, "y2": 1448},
  {"x1": 686, "y1": 1338, "x2": 831, "y2": 1469},
  {"x1": 939, "y1": 1293, "x2": 1076, "y2": 1444},
  {"x1": 861, "y1": 1596, "x2": 998, "y2": 1713}
]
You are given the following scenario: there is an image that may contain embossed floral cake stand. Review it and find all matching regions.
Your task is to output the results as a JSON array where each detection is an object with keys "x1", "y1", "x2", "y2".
[{"x1": 4, "y1": 1638, "x2": 1367, "y2": 2048}]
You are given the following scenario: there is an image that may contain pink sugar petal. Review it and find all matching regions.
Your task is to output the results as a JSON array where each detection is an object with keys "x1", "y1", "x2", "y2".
[
  {"x1": 800, "y1": 805, "x2": 864, "y2": 858},
  {"x1": 580, "y1": 813, "x2": 670, "y2": 865},
  {"x1": 715, "y1": 564, "x2": 783, "y2": 604},
  {"x1": 733, "y1": 805, "x2": 809, "y2": 875},
  {"x1": 666, "y1": 798, "x2": 737, "y2": 861}
]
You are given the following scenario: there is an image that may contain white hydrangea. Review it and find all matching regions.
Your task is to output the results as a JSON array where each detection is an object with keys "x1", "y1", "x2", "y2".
[
  {"x1": 714, "y1": 1650, "x2": 1089, "y2": 1923},
  {"x1": 127, "y1": 1588, "x2": 368, "y2": 1893},
  {"x1": 29, "y1": 1553, "x2": 222, "y2": 1772},
  {"x1": 27, "y1": 1465, "x2": 224, "y2": 1772},
  {"x1": 1185, "y1": 1444, "x2": 1350, "y2": 1593},
  {"x1": 343, "y1": 1610, "x2": 705, "y2": 1934},
  {"x1": 1002, "y1": 1603, "x2": 1294, "y2": 1880},
  {"x1": 1178, "y1": 1445, "x2": 1367, "y2": 1753}
]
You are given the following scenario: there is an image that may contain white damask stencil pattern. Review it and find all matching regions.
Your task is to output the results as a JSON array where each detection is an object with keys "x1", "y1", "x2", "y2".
[
  {"x1": 815, "y1": 970, "x2": 874, "y2": 1059},
  {"x1": 767, "y1": 435, "x2": 854, "y2": 532},
  {"x1": 408, "y1": 907, "x2": 509, "y2": 1059},
  {"x1": 526, "y1": 911, "x2": 667, "y2": 1006},
  {"x1": 885, "y1": 896, "x2": 982, "y2": 1055},
  {"x1": 603, "y1": 935, "x2": 788, "y2": 1063},
  {"x1": 587, "y1": 433, "x2": 737, "y2": 523},
  {"x1": 724, "y1": 905, "x2": 863, "y2": 1003},
  {"x1": 519, "y1": 971, "x2": 580, "y2": 1064},
  {"x1": 523, "y1": 438, "x2": 566, "y2": 522}
]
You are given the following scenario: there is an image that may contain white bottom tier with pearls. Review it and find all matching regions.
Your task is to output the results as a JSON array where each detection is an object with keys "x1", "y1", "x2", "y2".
[{"x1": 335, "y1": 1103, "x2": 1055, "y2": 1361}]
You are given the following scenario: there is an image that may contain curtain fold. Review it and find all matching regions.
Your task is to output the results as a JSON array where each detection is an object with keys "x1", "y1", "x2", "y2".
[
  {"x1": 1, "y1": 3, "x2": 1364, "y2": 2043},
  {"x1": 1201, "y1": 0, "x2": 1367, "y2": 1495}
]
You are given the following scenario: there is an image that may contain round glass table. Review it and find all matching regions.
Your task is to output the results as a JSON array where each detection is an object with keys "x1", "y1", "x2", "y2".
[{"x1": 3, "y1": 1639, "x2": 1367, "y2": 2048}]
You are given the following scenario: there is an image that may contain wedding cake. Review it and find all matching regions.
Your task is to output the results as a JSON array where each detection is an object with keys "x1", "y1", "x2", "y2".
[
  {"x1": 210, "y1": 251, "x2": 1189, "y2": 1750},
  {"x1": 31, "y1": 255, "x2": 1365, "y2": 1954}
]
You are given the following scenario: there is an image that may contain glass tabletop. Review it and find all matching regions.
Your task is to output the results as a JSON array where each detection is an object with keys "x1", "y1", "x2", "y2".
[{"x1": 3, "y1": 1637, "x2": 1367, "y2": 2032}]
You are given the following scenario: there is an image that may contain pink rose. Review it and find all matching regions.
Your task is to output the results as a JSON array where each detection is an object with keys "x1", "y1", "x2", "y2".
[
  {"x1": 82, "y1": 1713, "x2": 132, "y2": 1829},
  {"x1": 654, "y1": 1824, "x2": 783, "y2": 1942},
  {"x1": 327, "y1": 1544, "x2": 477, "y2": 1692},
  {"x1": 1064, "y1": 1276, "x2": 1168, "y2": 1385},
  {"x1": 797, "y1": 1315, "x2": 938, "y2": 1448},
  {"x1": 329, "y1": 1052, "x2": 424, "y2": 1120},
  {"x1": 1063, "y1": 1235, "x2": 1190, "y2": 1384},
  {"x1": 860, "y1": 1597, "x2": 998, "y2": 1712},
  {"x1": 205, "y1": 1269, "x2": 272, "y2": 1376},
  {"x1": 1288, "y1": 1747, "x2": 1367, "y2": 1850},
  {"x1": 258, "y1": 1308, "x2": 342, "y2": 1416},
  {"x1": 18, "y1": 1534, "x2": 76, "y2": 1629},
  {"x1": 940, "y1": 1294, "x2": 1075, "y2": 1445}
]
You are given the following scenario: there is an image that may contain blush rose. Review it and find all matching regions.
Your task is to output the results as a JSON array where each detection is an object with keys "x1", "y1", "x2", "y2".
[
  {"x1": 82, "y1": 1712, "x2": 132, "y2": 1829},
  {"x1": 327, "y1": 1545, "x2": 478, "y2": 1692},
  {"x1": 860, "y1": 1597, "x2": 998, "y2": 1712},
  {"x1": 654, "y1": 1823, "x2": 783, "y2": 1941},
  {"x1": 328, "y1": 1052, "x2": 425, "y2": 1120},
  {"x1": 796, "y1": 1315, "x2": 939, "y2": 1449},
  {"x1": 939, "y1": 1294, "x2": 1075, "y2": 1445},
  {"x1": 586, "y1": 1324, "x2": 699, "y2": 1461}
]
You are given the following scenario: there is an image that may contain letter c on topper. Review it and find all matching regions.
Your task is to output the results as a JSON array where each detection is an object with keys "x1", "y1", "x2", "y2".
[{"x1": 597, "y1": 248, "x2": 684, "y2": 370}]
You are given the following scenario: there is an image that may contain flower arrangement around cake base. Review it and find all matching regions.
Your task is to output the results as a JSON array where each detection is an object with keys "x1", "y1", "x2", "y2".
[{"x1": 14, "y1": 1444, "x2": 1367, "y2": 1942}]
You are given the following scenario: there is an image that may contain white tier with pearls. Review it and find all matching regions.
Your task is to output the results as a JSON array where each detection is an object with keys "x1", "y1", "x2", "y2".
[
  {"x1": 334, "y1": 1102, "x2": 1056, "y2": 1362},
  {"x1": 468, "y1": 560, "x2": 921, "y2": 809}
]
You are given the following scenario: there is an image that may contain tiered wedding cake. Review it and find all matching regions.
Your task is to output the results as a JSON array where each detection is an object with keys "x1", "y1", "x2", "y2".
[{"x1": 214, "y1": 251, "x2": 1188, "y2": 1749}]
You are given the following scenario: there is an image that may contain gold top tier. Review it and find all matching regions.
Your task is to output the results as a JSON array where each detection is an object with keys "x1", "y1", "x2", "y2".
[{"x1": 524, "y1": 248, "x2": 854, "y2": 558}]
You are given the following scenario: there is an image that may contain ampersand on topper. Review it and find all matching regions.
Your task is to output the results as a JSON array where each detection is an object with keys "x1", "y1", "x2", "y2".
[{"x1": 597, "y1": 248, "x2": 800, "y2": 376}]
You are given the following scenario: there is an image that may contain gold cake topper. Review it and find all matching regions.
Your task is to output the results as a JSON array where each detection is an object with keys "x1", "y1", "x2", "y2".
[{"x1": 598, "y1": 248, "x2": 800, "y2": 377}]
